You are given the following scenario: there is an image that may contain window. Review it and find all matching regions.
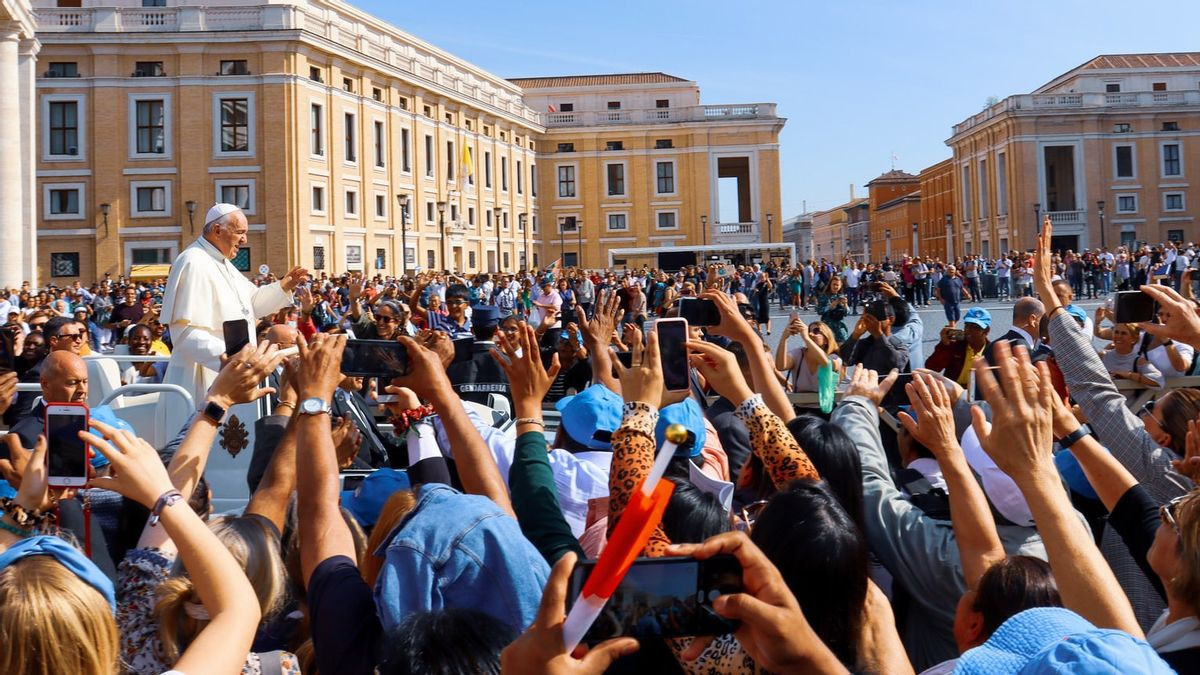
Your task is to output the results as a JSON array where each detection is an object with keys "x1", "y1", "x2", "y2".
[
  {"x1": 142, "y1": 0, "x2": 166, "y2": 7},
  {"x1": 1113, "y1": 123, "x2": 1132, "y2": 133},
  {"x1": 484, "y1": 151, "x2": 493, "y2": 188},
  {"x1": 423, "y1": 105, "x2": 432, "y2": 118},
  {"x1": 977, "y1": 159, "x2": 989, "y2": 218},
  {"x1": 50, "y1": 252, "x2": 80, "y2": 278},
  {"x1": 219, "y1": 60, "x2": 248, "y2": 76},
  {"x1": 405, "y1": 247, "x2": 415, "y2": 266},
  {"x1": 375, "y1": 194, "x2": 386, "y2": 218},
  {"x1": 342, "y1": 77, "x2": 354, "y2": 93},
  {"x1": 1163, "y1": 143, "x2": 1182, "y2": 176},
  {"x1": 530, "y1": 163, "x2": 537, "y2": 197},
  {"x1": 46, "y1": 62, "x2": 77, "y2": 77},
  {"x1": 656, "y1": 99, "x2": 669, "y2": 108},
  {"x1": 996, "y1": 152, "x2": 1008, "y2": 215},
  {"x1": 1105, "y1": 83, "x2": 1121, "y2": 93},
  {"x1": 516, "y1": 160, "x2": 524, "y2": 194},
  {"x1": 1115, "y1": 145, "x2": 1135, "y2": 178},
  {"x1": 607, "y1": 101, "x2": 621, "y2": 110},
  {"x1": 426, "y1": 250, "x2": 435, "y2": 269},
  {"x1": 47, "y1": 100, "x2": 79, "y2": 157},
  {"x1": 1163, "y1": 121, "x2": 1180, "y2": 132},
  {"x1": 1153, "y1": 82, "x2": 1167, "y2": 92},
  {"x1": 532, "y1": 215, "x2": 538, "y2": 234},
  {"x1": 446, "y1": 141, "x2": 454, "y2": 178},
  {"x1": 463, "y1": 250, "x2": 473, "y2": 269},
  {"x1": 311, "y1": 185, "x2": 325, "y2": 213},
  {"x1": 219, "y1": 183, "x2": 251, "y2": 211},
  {"x1": 468, "y1": 207, "x2": 475, "y2": 226},
  {"x1": 655, "y1": 139, "x2": 673, "y2": 149},
  {"x1": 313, "y1": 245, "x2": 325, "y2": 270},
  {"x1": 401, "y1": 128, "x2": 411, "y2": 172},
  {"x1": 606, "y1": 141, "x2": 624, "y2": 151},
  {"x1": 375, "y1": 248, "x2": 387, "y2": 270},
  {"x1": 500, "y1": 132, "x2": 506, "y2": 141},
  {"x1": 345, "y1": 189, "x2": 358, "y2": 217},
  {"x1": 656, "y1": 161, "x2": 675, "y2": 194},
  {"x1": 444, "y1": 113, "x2": 453, "y2": 125},
  {"x1": 426, "y1": 201, "x2": 435, "y2": 223},
  {"x1": 374, "y1": 121, "x2": 385, "y2": 167},
  {"x1": 502, "y1": 212, "x2": 509, "y2": 230},
  {"x1": 424, "y1": 134, "x2": 434, "y2": 177},
  {"x1": 134, "y1": 99, "x2": 166, "y2": 155},
  {"x1": 1168, "y1": 229, "x2": 1184, "y2": 243},
  {"x1": 607, "y1": 214, "x2": 628, "y2": 231},
  {"x1": 310, "y1": 104, "x2": 324, "y2": 156},
  {"x1": 558, "y1": 165, "x2": 576, "y2": 198},
  {"x1": 503, "y1": 252, "x2": 510, "y2": 269},
  {"x1": 133, "y1": 61, "x2": 164, "y2": 77},
  {"x1": 564, "y1": 252, "x2": 578, "y2": 267},
  {"x1": 656, "y1": 212, "x2": 677, "y2": 229},
  {"x1": 218, "y1": 98, "x2": 249, "y2": 152},
  {"x1": 557, "y1": 143, "x2": 574, "y2": 153},
  {"x1": 130, "y1": 248, "x2": 172, "y2": 265},
  {"x1": 309, "y1": 66, "x2": 323, "y2": 83},
  {"x1": 47, "y1": 186, "x2": 80, "y2": 216},
  {"x1": 1116, "y1": 194, "x2": 1137, "y2": 213},
  {"x1": 372, "y1": 87, "x2": 383, "y2": 102},
  {"x1": 1165, "y1": 192, "x2": 1185, "y2": 211},
  {"x1": 501, "y1": 156, "x2": 508, "y2": 191},
  {"x1": 132, "y1": 182, "x2": 169, "y2": 216},
  {"x1": 398, "y1": 97, "x2": 408, "y2": 110},
  {"x1": 960, "y1": 164, "x2": 972, "y2": 220},
  {"x1": 450, "y1": 204, "x2": 458, "y2": 222},
  {"x1": 344, "y1": 113, "x2": 357, "y2": 162},
  {"x1": 606, "y1": 163, "x2": 625, "y2": 196},
  {"x1": 485, "y1": 209, "x2": 493, "y2": 230},
  {"x1": 560, "y1": 216, "x2": 577, "y2": 233},
  {"x1": 559, "y1": 103, "x2": 574, "y2": 112},
  {"x1": 346, "y1": 245, "x2": 363, "y2": 271},
  {"x1": 465, "y1": 147, "x2": 474, "y2": 186}
]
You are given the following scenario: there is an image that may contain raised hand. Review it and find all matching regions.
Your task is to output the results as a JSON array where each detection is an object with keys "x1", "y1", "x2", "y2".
[
  {"x1": 492, "y1": 321, "x2": 561, "y2": 417},
  {"x1": 617, "y1": 329, "x2": 663, "y2": 407},
  {"x1": 207, "y1": 341, "x2": 284, "y2": 409},
  {"x1": 1139, "y1": 284, "x2": 1200, "y2": 348},
  {"x1": 1033, "y1": 217, "x2": 1057, "y2": 309},
  {"x1": 897, "y1": 372, "x2": 959, "y2": 455},
  {"x1": 0, "y1": 371, "x2": 16, "y2": 417},
  {"x1": 686, "y1": 339, "x2": 753, "y2": 406},
  {"x1": 577, "y1": 290, "x2": 620, "y2": 351},
  {"x1": 347, "y1": 273, "x2": 365, "y2": 303},
  {"x1": 83, "y1": 419, "x2": 175, "y2": 508},
  {"x1": 331, "y1": 415, "x2": 363, "y2": 469},
  {"x1": 844, "y1": 365, "x2": 898, "y2": 408},
  {"x1": 1171, "y1": 420, "x2": 1200, "y2": 481},
  {"x1": 699, "y1": 289, "x2": 754, "y2": 343},
  {"x1": 281, "y1": 266, "x2": 309, "y2": 293},
  {"x1": 296, "y1": 285, "x2": 314, "y2": 315},
  {"x1": 293, "y1": 333, "x2": 347, "y2": 403},
  {"x1": 970, "y1": 340, "x2": 1055, "y2": 484},
  {"x1": 391, "y1": 336, "x2": 454, "y2": 403}
]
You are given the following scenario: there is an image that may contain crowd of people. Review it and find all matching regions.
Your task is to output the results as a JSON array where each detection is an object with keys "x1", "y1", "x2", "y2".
[{"x1": 3, "y1": 210, "x2": 1200, "y2": 674}]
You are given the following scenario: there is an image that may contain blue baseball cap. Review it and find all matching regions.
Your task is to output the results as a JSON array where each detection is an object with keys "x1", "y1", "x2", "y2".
[
  {"x1": 1065, "y1": 305, "x2": 1088, "y2": 328},
  {"x1": 655, "y1": 398, "x2": 706, "y2": 458},
  {"x1": 340, "y1": 468, "x2": 411, "y2": 528},
  {"x1": 963, "y1": 307, "x2": 992, "y2": 330},
  {"x1": 554, "y1": 384, "x2": 623, "y2": 451},
  {"x1": 956, "y1": 607, "x2": 1172, "y2": 674}
]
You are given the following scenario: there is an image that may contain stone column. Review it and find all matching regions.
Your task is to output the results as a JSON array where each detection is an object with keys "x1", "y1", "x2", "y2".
[
  {"x1": 19, "y1": 37, "x2": 38, "y2": 287},
  {"x1": 0, "y1": 24, "x2": 25, "y2": 289}
]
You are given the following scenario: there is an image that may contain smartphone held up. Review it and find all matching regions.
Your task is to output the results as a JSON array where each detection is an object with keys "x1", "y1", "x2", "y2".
[
  {"x1": 45, "y1": 403, "x2": 89, "y2": 488},
  {"x1": 656, "y1": 318, "x2": 690, "y2": 392}
]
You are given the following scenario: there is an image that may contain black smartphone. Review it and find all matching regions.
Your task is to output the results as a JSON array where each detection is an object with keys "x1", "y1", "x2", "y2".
[
  {"x1": 614, "y1": 350, "x2": 633, "y2": 369},
  {"x1": 340, "y1": 469, "x2": 375, "y2": 492},
  {"x1": 880, "y1": 372, "x2": 915, "y2": 408},
  {"x1": 452, "y1": 337, "x2": 475, "y2": 364},
  {"x1": 657, "y1": 318, "x2": 690, "y2": 392},
  {"x1": 567, "y1": 555, "x2": 743, "y2": 643},
  {"x1": 341, "y1": 339, "x2": 411, "y2": 378},
  {"x1": 677, "y1": 297, "x2": 721, "y2": 327},
  {"x1": 222, "y1": 319, "x2": 251, "y2": 357},
  {"x1": 0, "y1": 326, "x2": 15, "y2": 373},
  {"x1": 1113, "y1": 290, "x2": 1157, "y2": 324}
]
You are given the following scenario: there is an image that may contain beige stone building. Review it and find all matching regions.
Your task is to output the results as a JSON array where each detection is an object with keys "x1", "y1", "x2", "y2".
[
  {"x1": 948, "y1": 53, "x2": 1200, "y2": 255},
  {"x1": 810, "y1": 196, "x2": 867, "y2": 262},
  {"x1": 31, "y1": 0, "x2": 785, "y2": 282}
]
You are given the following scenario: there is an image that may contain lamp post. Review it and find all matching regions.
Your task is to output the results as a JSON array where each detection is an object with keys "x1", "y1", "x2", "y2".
[
  {"x1": 519, "y1": 213, "x2": 528, "y2": 270},
  {"x1": 944, "y1": 213, "x2": 952, "y2": 259},
  {"x1": 558, "y1": 216, "x2": 566, "y2": 269},
  {"x1": 1034, "y1": 202, "x2": 1041, "y2": 234},
  {"x1": 576, "y1": 219, "x2": 583, "y2": 268},
  {"x1": 100, "y1": 202, "x2": 111, "y2": 237},
  {"x1": 185, "y1": 200, "x2": 196, "y2": 233},
  {"x1": 701, "y1": 215, "x2": 708, "y2": 248},
  {"x1": 766, "y1": 213, "x2": 774, "y2": 246},
  {"x1": 396, "y1": 194, "x2": 410, "y2": 277},
  {"x1": 1097, "y1": 200, "x2": 1106, "y2": 250},
  {"x1": 494, "y1": 207, "x2": 503, "y2": 272},
  {"x1": 436, "y1": 200, "x2": 447, "y2": 271}
]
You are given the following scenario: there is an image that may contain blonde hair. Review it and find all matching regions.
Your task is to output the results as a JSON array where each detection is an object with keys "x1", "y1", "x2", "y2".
[
  {"x1": 0, "y1": 557, "x2": 119, "y2": 675},
  {"x1": 1169, "y1": 489, "x2": 1200, "y2": 608},
  {"x1": 362, "y1": 490, "x2": 418, "y2": 587},
  {"x1": 807, "y1": 322, "x2": 840, "y2": 356},
  {"x1": 155, "y1": 515, "x2": 288, "y2": 663}
]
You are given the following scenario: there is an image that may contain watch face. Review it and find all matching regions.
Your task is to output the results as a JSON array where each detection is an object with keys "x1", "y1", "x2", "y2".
[{"x1": 301, "y1": 398, "x2": 325, "y2": 414}]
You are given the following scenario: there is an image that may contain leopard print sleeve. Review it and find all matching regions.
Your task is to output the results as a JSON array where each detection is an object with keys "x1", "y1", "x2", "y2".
[
  {"x1": 608, "y1": 401, "x2": 670, "y2": 557},
  {"x1": 734, "y1": 393, "x2": 819, "y2": 488}
]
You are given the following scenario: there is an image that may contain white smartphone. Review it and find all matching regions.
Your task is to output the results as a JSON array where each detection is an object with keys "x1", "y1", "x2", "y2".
[
  {"x1": 656, "y1": 318, "x2": 691, "y2": 392},
  {"x1": 45, "y1": 403, "x2": 90, "y2": 488}
]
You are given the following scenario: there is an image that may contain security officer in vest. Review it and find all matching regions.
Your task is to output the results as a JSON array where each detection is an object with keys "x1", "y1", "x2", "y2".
[{"x1": 447, "y1": 305, "x2": 511, "y2": 408}]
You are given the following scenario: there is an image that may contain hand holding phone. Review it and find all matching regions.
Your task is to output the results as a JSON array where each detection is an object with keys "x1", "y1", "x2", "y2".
[
  {"x1": 678, "y1": 298, "x2": 721, "y2": 328},
  {"x1": 656, "y1": 319, "x2": 690, "y2": 392},
  {"x1": 222, "y1": 319, "x2": 251, "y2": 357},
  {"x1": 45, "y1": 403, "x2": 89, "y2": 488},
  {"x1": 341, "y1": 339, "x2": 412, "y2": 379},
  {"x1": 1113, "y1": 290, "x2": 1157, "y2": 324}
]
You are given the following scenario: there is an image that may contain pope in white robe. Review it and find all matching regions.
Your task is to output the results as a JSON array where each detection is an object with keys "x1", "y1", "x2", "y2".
[{"x1": 158, "y1": 204, "x2": 306, "y2": 431}]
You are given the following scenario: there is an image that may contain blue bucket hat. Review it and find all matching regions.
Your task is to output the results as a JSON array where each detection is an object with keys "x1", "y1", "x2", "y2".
[
  {"x1": 655, "y1": 398, "x2": 706, "y2": 458},
  {"x1": 554, "y1": 384, "x2": 623, "y2": 451},
  {"x1": 963, "y1": 307, "x2": 992, "y2": 330},
  {"x1": 340, "y1": 468, "x2": 411, "y2": 528},
  {"x1": 956, "y1": 607, "x2": 1172, "y2": 674}
]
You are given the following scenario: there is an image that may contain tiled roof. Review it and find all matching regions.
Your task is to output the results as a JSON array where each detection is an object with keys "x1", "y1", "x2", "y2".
[
  {"x1": 1081, "y1": 53, "x2": 1200, "y2": 70},
  {"x1": 866, "y1": 169, "x2": 918, "y2": 184},
  {"x1": 508, "y1": 72, "x2": 690, "y2": 88}
]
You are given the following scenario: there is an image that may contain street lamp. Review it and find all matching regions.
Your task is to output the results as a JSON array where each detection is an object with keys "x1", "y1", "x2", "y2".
[
  {"x1": 944, "y1": 213, "x2": 952, "y2": 259},
  {"x1": 436, "y1": 200, "x2": 447, "y2": 271},
  {"x1": 100, "y1": 202, "x2": 111, "y2": 237},
  {"x1": 185, "y1": 200, "x2": 196, "y2": 233},
  {"x1": 701, "y1": 215, "x2": 708, "y2": 248},
  {"x1": 1097, "y1": 200, "x2": 1106, "y2": 249},
  {"x1": 766, "y1": 213, "x2": 774, "y2": 246},
  {"x1": 396, "y1": 194, "x2": 410, "y2": 277},
  {"x1": 576, "y1": 218, "x2": 583, "y2": 268},
  {"x1": 558, "y1": 216, "x2": 567, "y2": 269},
  {"x1": 519, "y1": 213, "x2": 528, "y2": 270},
  {"x1": 1034, "y1": 203, "x2": 1041, "y2": 234},
  {"x1": 494, "y1": 207, "x2": 503, "y2": 272}
]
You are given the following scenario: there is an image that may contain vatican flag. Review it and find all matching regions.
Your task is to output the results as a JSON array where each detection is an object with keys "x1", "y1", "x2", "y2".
[{"x1": 459, "y1": 144, "x2": 475, "y2": 193}]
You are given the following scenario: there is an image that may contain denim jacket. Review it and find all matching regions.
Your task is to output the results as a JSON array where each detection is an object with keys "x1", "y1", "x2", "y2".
[{"x1": 373, "y1": 483, "x2": 550, "y2": 635}]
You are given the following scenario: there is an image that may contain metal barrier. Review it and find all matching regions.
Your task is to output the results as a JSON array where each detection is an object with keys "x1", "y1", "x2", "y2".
[{"x1": 99, "y1": 383, "x2": 193, "y2": 409}]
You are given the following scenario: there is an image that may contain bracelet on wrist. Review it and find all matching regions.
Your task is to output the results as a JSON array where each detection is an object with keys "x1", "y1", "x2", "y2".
[
  {"x1": 0, "y1": 497, "x2": 58, "y2": 533},
  {"x1": 148, "y1": 489, "x2": 184, "y2": 527},
  {"x1": 515, "y1": 417, "x2": 545, "y2": 428},
  {"x1": 0, "y1": 519, "x2": 37, "y2": 538}
]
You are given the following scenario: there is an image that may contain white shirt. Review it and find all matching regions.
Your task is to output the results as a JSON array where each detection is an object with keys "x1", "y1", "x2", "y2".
[
  {"x1": 844, "y1": 268, "x2": 861, "y2": 288},
  {"x1": 1146, "y1": 341, "x2": 1195, "y2": 378}
]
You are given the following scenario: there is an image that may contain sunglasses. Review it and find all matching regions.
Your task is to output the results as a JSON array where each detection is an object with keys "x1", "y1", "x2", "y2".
[
  {"x1": 733, "y1": 499, "x2": 770, "y2": 533},
  {"x1": 1138, "y1": 400, "x2": 1164, "y2": 427},
  {"x1": 56, "y1": 333, "x2": 83, "y2": 341},
  {"x1": 376, "y1": 315, "x2": 398, "y2": 324},
  {"x1": 1161, "y1": 494, "x2": 1189, "y2": 535}
]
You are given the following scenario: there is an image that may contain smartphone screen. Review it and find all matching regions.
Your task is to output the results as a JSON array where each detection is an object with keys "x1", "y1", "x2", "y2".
[
  {"x1": 45, "y1": 406, "x2": 89, "y2": 486},
  {"x1": 614, "y1": 350, "x2": 634, "y2": 369},
  {"x1": 657, "y1": 319, "x2": 690, "y2": 392},
  {"x1": 1113, "y1": 291, "x2": 1156, "y2": 324},
  {"x1": 222, "y1": 319, "x2": 251, "y2": 357},
  {"x1": 678, "y1": 298, "x2": 721, "y2": 328},
  {"x1": 880, "y1": 372, "x2": 915, "y2": 408},
  {"x1": 567, "y1": 555, "x2": 742, "y2": 643},
  {"x1": 341, "y1": 339, "x2": 411, "y2": 379},
  {"x1": 0, "y1": 327, "x2": 15, "y2": 373}
]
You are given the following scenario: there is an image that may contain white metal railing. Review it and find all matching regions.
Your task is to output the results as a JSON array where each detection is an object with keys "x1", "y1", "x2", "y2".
[
  {"x1": 543, "y1": 104, "x2": 779, "y2": 127},
  {"x1": 954, "y1": 90, "x2": 1200, "y2": 134},
  {"x1": 1046, "y1": 210, "x2": 1087, "y2": 226}
]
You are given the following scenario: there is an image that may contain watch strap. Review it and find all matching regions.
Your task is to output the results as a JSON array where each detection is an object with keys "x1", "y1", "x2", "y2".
[{"x1": 1058, "y1": 424, "x2": 1092, "y2": 450}]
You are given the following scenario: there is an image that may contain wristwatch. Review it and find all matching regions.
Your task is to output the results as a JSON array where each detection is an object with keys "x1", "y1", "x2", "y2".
[
  {"x1": 298, "y1": 397, "x2": 333, "y2": 416},
  {"x1": 1058, "y1": 424, "x2": 1092, "y2": 450},
  {"x1": 201, "y1": 400, "x2": 227, "y2": 425}
]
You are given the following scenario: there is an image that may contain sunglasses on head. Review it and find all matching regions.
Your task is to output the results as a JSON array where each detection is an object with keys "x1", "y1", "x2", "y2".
[{"x1": 1161, "y1": 494, "x2": 1189, "y2": 534}]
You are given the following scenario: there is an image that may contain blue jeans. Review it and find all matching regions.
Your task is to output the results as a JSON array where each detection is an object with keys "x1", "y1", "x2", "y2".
[
  {"x1": 943, "y1": 302, "x2": 961, "y2": 324},
  {"x1": 847, "y1": 287, "x2": 860, "y2": 314}
]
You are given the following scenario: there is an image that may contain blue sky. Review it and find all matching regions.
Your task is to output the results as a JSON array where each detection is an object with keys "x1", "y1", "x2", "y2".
[{"x1": 354, "y1": 0, "x2": 1200, "y2": 218}]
